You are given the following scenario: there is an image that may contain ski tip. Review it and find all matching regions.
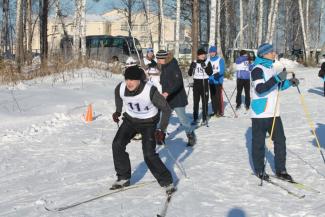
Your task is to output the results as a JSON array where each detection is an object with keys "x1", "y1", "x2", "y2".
[
  {"x1": 299, "y1": 195, "x2": 306, "y2": 199},
  {"x1": 44, "y1": 206, "x2": 57, "y2": 212}
]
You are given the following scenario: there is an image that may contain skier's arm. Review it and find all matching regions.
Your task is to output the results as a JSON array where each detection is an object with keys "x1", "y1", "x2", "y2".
[
  {"x1": 165, "y1": 62, "x2": 183, "y2": 96},
  {"x1": 114, "y1": 83, "x2": 123, "y2": 113},
  {"x1": 219, "y1": 58, "x2": 225, "y2": 75},
  {"x1": 150, "y1": 87, "x2": 171, "y2": 131},
  {"x1": 205, "y1": 62, "x2": 213, "y2": 76},
  {"x1": 251, "y1": 67, "x2": 278, "y2": 94},
  {"x1": 188, "y1": 62, "x2": 196, "y2": 76}
]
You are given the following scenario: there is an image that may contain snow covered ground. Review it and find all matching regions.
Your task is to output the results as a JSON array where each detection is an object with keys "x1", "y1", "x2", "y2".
[{"x1": 1, "y1": 63, "x2": 325, "y2": 217}]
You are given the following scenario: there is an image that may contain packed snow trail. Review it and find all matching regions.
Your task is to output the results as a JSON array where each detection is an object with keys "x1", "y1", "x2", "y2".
[{"x1": 1, "y1": 65, "x2": 325, "y2": 216}]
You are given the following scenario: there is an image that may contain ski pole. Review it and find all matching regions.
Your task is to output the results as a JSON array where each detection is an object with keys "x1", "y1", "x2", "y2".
[
  {"x1": 222, "y1": 87, "x2": 238, "y2": 118},
  {"x1": 292, "y1": 73, "x2": 325, "y2": 165},
  {"x1": 229, "y1": 86, "x2": 237, "y2": 102},
  {"x1": 201, "y1": 67, "x2": 209, "y2": 127}
]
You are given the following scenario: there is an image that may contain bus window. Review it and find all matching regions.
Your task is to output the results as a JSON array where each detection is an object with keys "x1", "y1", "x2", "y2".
[
  {"x1": 127, "y1": 38, "x2": 142, "y2": 54},
  {"x1": 89, "y1": 38, "x2": 99, "y2": 48},
  {"x1": 112, "y1": 38, "x2": 124, "y2": 48},
  {"x1": 103, "y1": 37, "x2": 114, "y2": 47}
]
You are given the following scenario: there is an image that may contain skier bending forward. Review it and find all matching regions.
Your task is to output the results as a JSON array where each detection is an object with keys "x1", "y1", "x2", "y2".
[{"x1": 111, "y1": 65, "x2": 175, "y2": 195}]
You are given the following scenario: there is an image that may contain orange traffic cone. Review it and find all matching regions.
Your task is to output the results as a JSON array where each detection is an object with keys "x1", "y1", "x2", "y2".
[{"x1": 85, "y1": 104, "x2": 93, "y2": 122}]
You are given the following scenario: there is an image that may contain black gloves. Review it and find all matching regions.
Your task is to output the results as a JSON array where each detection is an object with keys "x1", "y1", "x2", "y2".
[
  {"x1": 276, "y1": 69, "x2": 287, "y2": 82},
  {"x1": 112, "y1": 112, "x2": 121, "y2": 123},
  {"x1": 213, "y1": 73, "x2": 220, "y2": 79},
  {"x1": 190, "y1": 62, "x2": 197, "y2": 69},
  {"x1": 154, "y1": 129, "x2": 165, "y2": 145},
  {"x1": 290, "y1": 78, "x2": 299, "y2": 87}
]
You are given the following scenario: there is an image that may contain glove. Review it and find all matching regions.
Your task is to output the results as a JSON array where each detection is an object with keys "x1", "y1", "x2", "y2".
[
  {"x1": 290, "y1": 78, "x2": 299, "y2": 87},
  {"x1": 112, "y1": 112, "x2": 121, "y2": 123},
  {"x1": 190, "y1": 62, "x2": 197, "y2": 69},
  {"x1": 154, "y1": 129, "x2": 165, "y2": 145},
  {"x1": 200, "y1": 62, "x2": 206, "y2": 69},
  {"x1": 276, "y1": 69, "x2": 287, "y2": 82},
  {"x1": 213, "y1": 73, "x2": 220, "y2": 79}
]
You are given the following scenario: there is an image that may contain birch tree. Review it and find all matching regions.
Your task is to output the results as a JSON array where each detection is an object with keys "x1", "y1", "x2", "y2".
[
  {"x1": 80, "y1": 0, "x2": 87, "y2": 57},
  {"x1": 73, "y1": 0, "x2": 81, "y2": 58},
  {"x1": 239, "y1": 0, "x2": 244, "y2": 48},
  {"x1": 26, "y1": 0, "x2": 33, "y2": 65},
  {"x1": 269, "y1": 0, "x2": 279, "y2": 43},
  {"x1": 298, "y1": 0, "x2": 310, "y2": 59},
  {"x1": 142, "y1": 0, "x2": 154, "y2": 48},
  {"x1": 159, "y1": 0, "x2": 165, "y2": 47},
  {"x1": 209, "y1": 0, "x2": 216, "y2": 46},
  {"x1": 39, "y1": 0, "x2": 49, "y2": 71},
  {"x1": 175, "y1": 0, "x2": 181, "y2": 58},
  {"x1": 117, "y1": 0, "x2": 139, "y2": 38},
  {"x1": 257, "y1": 0, "x2": 263, "y2": 45},
  {"x1": 266, "y1": 0, "x2": 274, "y2": 42},
  {"x1": 72, "y1": 0, "x2": 86, "y2": 59},
  {"x1": 16, "y1": 0, "x2": 24, "y2": 71},
  {"x1": 318, "y1": 0, "x2": 325, "y2": 47},
  {"x1": 157, "y1": 0, "x2": 162, "y2": 48},
  {"x1": 216, "y1": 0, "x2": 222, "y2": 56},
  {"x1": 192, "y1": 0, "x2": 199, "y2": 61},
  {"x1": 1, "y1": 0, "x2": 10, "y2": 56}
]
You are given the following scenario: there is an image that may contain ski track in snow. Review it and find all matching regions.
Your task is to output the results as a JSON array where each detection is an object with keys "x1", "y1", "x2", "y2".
[{"x1": 1, "y1": 66, "x2": 325, "y2": 217}]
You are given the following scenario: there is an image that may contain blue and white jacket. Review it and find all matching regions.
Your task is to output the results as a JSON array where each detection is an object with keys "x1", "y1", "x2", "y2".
[
  {"x1": 235, "y1": 55, "x2": 251, "y2": 80},
  {"x1": 207, "y1": 56, "x2": 225, "y2": 85},
  {"x1": 251, "y1": 56, "x2": 293, "y2": 118}
]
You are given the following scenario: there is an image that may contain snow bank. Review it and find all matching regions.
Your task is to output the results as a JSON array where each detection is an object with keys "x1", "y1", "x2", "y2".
[{"x1": 274, "y1": 58, "x2": 303, "y2": 72}]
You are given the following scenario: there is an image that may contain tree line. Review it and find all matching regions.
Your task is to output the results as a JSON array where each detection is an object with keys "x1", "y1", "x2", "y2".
[{"x1": 1, "y1": 0, "x2": 324, "y2": 73}]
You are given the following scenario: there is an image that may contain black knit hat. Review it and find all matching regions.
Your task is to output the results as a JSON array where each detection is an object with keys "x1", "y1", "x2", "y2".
[
  {"x1": 124, "y1": 66, "x2": 145, "y2": 80},
  {"x1": 156, "y1": 50, "x2": 168, "y2": 59},
  {"x1": 197, "y1": 48, "x2": 206, "y2": 56}
]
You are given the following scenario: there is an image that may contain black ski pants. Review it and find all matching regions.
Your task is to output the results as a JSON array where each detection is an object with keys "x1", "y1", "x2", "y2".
[
  {"x1": 252, "y1": 117, "x2": 287, "y2": 174},
  {"x1": 112, "y1": 119, "x2": 173, "y2": 187},
  {"x1": 193, "y1": 79, "x2": 209, "y2": 121},
  {"x1": 236, "y1": 79, "x2": 250, "y2": 108}
]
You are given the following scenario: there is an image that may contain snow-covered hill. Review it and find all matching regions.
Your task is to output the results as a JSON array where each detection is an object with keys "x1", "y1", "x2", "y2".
[{"x1": 1, "y1": 64, "x2": 325, "y2": 217}]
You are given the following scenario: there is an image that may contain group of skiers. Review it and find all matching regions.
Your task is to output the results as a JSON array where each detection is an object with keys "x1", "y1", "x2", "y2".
[{"x1": 109, "y1": 42, "x2": 301, "y2": 194}]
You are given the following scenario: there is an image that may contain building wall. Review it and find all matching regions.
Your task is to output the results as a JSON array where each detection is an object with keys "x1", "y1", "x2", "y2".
[
  {"x1": 32, "y1": 17, "x2": 111, "y2": 53},
  {"x1": 102, "y1": 10, "x2": 187, "y2": 51},
  {"x1": 31, "y1": 10, "x2": 188, "y2": 55}
]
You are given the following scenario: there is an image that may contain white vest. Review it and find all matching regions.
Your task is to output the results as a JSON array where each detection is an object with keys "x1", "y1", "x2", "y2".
[
  {"x1": 120, "y1": 82, "x2": 158, "y2": 119},
  {"x1": 236, "y1": 61, "x2": 250, "y2": 71},
  {"x1": 207, "y1": 57, "x2": 221, "y2": 75},
  {"x1": 193, "y1": 61, "x2": 209, "y2": 79},
  {"x1": 143, "y1": 57, "x2": 157, "y2": 66},
  {"x1": 251, "y1": 65, "x2": 280, "y2": 118}
]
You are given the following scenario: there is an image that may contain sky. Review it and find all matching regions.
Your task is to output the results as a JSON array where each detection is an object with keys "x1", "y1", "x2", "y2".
[{"x1": 86, "y1": 0, "x2": 119, "y2": 14}]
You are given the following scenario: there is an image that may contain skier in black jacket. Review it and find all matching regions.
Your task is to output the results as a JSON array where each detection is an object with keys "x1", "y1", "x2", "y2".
[
  {"x1": 111, "y1": 66, "x2": 175, "y2": 194},
  {"x1": 156, "y1": 50, "x2": 196, "y2": 146},
  {"x1": 188, "y1": 48, "x2": 213, "y2": 125}
]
